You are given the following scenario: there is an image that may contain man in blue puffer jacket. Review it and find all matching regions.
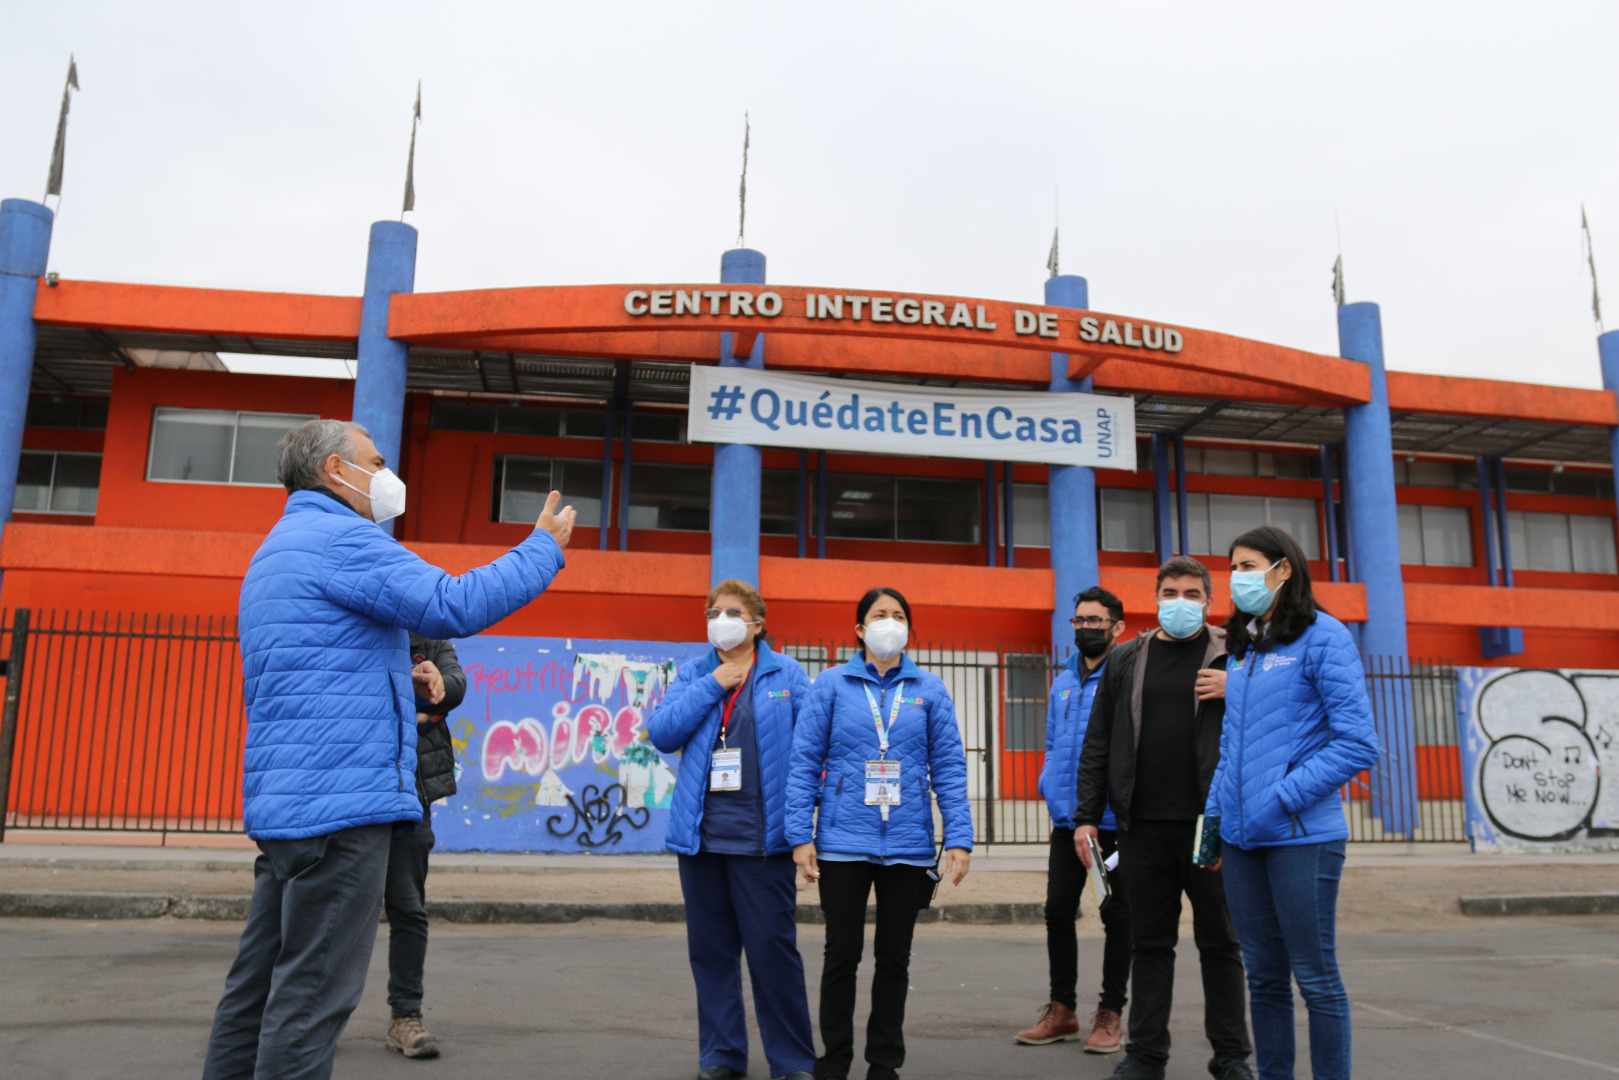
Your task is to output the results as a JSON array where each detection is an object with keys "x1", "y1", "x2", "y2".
[
  {"x1": 203, "y1": 419, "x2": 573, "y2": 1080},
  {"x1": 1017, "y1": 586, "x2": 1132, "y2": 1054}
]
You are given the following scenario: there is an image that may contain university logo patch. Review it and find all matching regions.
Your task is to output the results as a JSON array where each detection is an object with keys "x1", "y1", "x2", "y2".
[{"x1": 1261, "y1": 653, "x2": 1299, "y2": 672}]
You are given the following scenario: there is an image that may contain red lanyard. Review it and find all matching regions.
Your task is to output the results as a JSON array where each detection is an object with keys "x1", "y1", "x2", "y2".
[{"x1": 719, "y1": 655, "x2": 756, "y2": 746}]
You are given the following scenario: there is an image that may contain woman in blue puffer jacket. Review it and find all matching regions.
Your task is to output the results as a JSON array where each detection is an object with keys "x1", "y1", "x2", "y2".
[
  {"x1": 786, "y1": 586, "x2": 973, "y2": 1080},
  {"x1": 1203, "y1": 526, "x2": 1380, "y2": 1080},
  {"x1": 647, "y1": 579, "x2": 816, "y2": 1080}
]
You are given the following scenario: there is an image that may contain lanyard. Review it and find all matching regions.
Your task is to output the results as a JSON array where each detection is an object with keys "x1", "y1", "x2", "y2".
[
  {"x1": 861, "y1": 679, "x2": 906, "y2": 758},
  {"x1": 718, "y1": 657, "x2": 755, "y2": 749}
]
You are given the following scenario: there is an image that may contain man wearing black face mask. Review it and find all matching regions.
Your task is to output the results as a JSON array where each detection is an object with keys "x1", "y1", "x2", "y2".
[{"x1": 1014, "y1": 587, "x2": 1132, "y2": 1054}]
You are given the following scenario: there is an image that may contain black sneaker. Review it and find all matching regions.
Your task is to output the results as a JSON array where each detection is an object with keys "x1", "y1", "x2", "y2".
[
  {"x1": 1212, "y1": 1061, "x2": 1256, "y2": 1080},
  {"x1": 1109, "y1": 1056, "x2": 1167, "y2": 1080}
]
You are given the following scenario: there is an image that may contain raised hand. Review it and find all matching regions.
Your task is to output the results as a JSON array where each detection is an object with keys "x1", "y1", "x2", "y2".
[{"x1": 536, "y1": 489, "x2": 577, "y2": 549}]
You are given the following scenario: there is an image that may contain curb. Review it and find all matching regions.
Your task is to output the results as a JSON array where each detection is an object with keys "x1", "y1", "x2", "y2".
[
  {"x1": 0, "y1": 891, "x2": 1046, "y2": 925},
  {"x1": 1459, "y1": 892, "x2": 1619, "y2": 917}
]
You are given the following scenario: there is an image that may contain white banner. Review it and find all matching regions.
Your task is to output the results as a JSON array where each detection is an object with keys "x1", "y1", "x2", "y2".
[{"x1": 687, "y1": 367, "x2": 1136, "y2": 469}]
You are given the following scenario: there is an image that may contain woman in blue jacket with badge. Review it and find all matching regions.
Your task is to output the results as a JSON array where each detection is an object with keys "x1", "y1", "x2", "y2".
[
  {"x1": 648, "y1": 579, "x2": 816, "y2": 1080},
  {"x1": 1203, "y1": 527, "x2": 1379, "y2": 1080},
  {"x1": 786, "y1": 586, "x2": 974, "y2": 1080}
]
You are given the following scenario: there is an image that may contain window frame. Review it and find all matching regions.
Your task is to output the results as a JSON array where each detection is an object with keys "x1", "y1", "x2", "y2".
[
  {"x1": 13, "y1": 449, "x2": 102, "y2": 516},
  {"x1": 145, "y1": 407, "x2": 318, "y2": 487}
]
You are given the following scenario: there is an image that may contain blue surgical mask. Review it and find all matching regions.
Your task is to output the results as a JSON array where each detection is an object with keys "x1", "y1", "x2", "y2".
[
  {"x1": 1230, "y1": 561, "x2": 1281, "y2": 616},
  {"x1": 1157, "y1": 597, "x2": 1206, "y2": 640}
]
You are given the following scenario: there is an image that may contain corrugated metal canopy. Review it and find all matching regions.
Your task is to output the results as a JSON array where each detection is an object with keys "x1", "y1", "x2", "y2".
[{"x1": 27, "y1": 327, "x2": 1616, "y2": 464}]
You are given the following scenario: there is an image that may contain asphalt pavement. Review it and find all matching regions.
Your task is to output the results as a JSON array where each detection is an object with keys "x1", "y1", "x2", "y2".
[{"x1": 2, "y1": 916, "x2": 1617, "y2": 1079}]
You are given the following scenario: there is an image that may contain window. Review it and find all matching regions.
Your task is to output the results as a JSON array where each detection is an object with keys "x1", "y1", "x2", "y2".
[
  {"x1": 1099, "y1": 488, "x2": 1156, "y2": 552},
  {"x1": 760, "y1": 469, "x2": 799, "y2": 537},
  {"x1": 492, "y1": 456, "x2": 604, "y2": 527},
  {"x1": 1012, "y1": 483, "x2": 1050, "y2": 547},
  {"x1": 1004, "y1": 654, "x2": 1050, "y2": 751},
  {"x1": 1177, "y1": 447, "x2": 1317, "y2": 480},
  {"x1": 13, "y1": 451, "x2": 100, "y2": 514},
  {"x1": 147, "y1": 408, "x2": 316, "y2": 485},
  {"x1": 815, "y1": 473, "x2": 981, "y2": 544},
  {"x1": 1397, "y1": 504, "x2": 1473, "y2": 566},
  {"x1": 1183, "y1": 493, "x2": 1320, "y2": 558},
  {"x1": 628, "y1": 463, "x2": 711, "y2": 531},
  {"x1": 1507, "y1": 512, "x2": 1618, "y2": 574},
  {"x1": 27, "y1": 398, "x2": 108, "y2": 430},
  {"x1": 431, "y1": 400, "x2": 679, "y2": 440}
]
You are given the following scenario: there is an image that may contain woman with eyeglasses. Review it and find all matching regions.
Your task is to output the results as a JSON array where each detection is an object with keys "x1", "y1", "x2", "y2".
[
  {"x1": 786, "y1": 586, "x2": 974, "y2": 1080},
  {"x1": 648, "y1": 579, "x2": 817, "y2": 1080},
  {"x1": 1203, "y1": 526, "x2": 1379, "y2": 1080}
]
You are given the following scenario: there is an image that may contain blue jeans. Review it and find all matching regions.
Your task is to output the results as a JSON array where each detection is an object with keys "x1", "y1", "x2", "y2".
[{"x1": 1220, "y1": 840, "x2": 1351, "y2": 1080}]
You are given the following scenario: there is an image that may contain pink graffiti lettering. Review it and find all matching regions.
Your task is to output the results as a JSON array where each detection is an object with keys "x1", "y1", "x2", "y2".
[
  {"x1": 465, "y1": 662, "x2": 544, "y2": 694},
  {"x1": 482, "y1": 718, "x2": 548, "y2": 781},
  {"x1": 612, "y1": 707, "x2": 644, "y2": 757}
]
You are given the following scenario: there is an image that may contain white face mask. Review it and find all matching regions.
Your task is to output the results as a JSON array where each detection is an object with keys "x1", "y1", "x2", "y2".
[
  {"x1": 331, "y1": 459, "x2": 407, "y2": 523},
  {"x1": 707, "y1": 613, "x2": 751, "y2": 652},
  {"x1": 862, "y1": 617, "x2": 909, "y2": 661}
]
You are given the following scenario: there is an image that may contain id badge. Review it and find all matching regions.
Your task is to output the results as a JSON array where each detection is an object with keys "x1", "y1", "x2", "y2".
[
  {"x1": 864, "y1": 760, "x2": 901, "y2": 806},
  {"x1": 710, "y1": 749, "x2": 742, "y2": 791}
]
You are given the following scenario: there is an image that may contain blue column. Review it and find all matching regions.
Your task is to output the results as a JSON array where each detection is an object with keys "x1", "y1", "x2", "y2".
[
  {"x1": 983, "y1": 461, "x2": 998, "y2": 567},
  {"x1": 1173, "y1": 437, "x2": 1189, "y2": 556},
  {"x1": 1046, "y1": 274, "x2": 1097, "y2": 652},
  {"x1": 1320, "y1": 445, "x2": 1341, "y2": 582},
  {"x1": 1337, "y1": 301, "x2": 1416, "y2": 836},
  {"x1": 710, "y1": 248, "x2": 764, "y2": 588},
  {"x1": 0, "y1": 200, "x2": 54, "y2": 570},
  {"x1": 351, "y1": 221, "x2": 418, "y2": 535},
  {"x1": 1337, "y1": 303, "x2": 1409, "y2": 659},
  {"x1": 1151, "y1": 434, "x2": 1172, "y2": 564},
  {"x1": 618, "y1": 403, "x2": 634, "y2": 552},
  {"x1": 1599, "y1": 332, "x2": 1619, "y2": 540}
]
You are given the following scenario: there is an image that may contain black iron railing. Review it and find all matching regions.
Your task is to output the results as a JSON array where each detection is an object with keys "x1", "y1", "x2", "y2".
[{"x1": 0, "y1": 610, "x2": 1468, "y2": 845}]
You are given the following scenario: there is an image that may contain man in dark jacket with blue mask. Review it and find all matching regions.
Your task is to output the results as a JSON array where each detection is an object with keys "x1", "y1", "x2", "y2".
[
  {"x1": 203, "y1": 418, "x2": 573, "y2": 1080},
  {"x1": 1016, "y1": 586, "x2": 1132, "y2": 1053},
  {"x1": 1074, "y1": 557, "x2": 1254, "y2": 1080}
]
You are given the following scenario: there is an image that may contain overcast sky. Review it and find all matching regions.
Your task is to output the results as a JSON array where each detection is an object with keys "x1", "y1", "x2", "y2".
[{"x1": 4, "y1": 1, "x2": 1617, "y2": 388}]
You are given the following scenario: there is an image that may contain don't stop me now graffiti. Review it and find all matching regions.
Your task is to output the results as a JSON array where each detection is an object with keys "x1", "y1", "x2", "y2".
[
  {"x1": 1457, "y1": 667, "x2": 1619, "y2": 852},
  {"x1": 429, "y1": 636, "x2": 708, "y2": 853}
]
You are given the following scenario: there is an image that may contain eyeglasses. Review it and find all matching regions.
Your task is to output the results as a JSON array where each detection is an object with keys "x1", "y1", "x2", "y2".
[
  {"x1": 1069, "y1": 616, "x2": 1118, "y2": 629},
  {"x1": 704, "y1": 607, "x2": 756, "y2": 621}
]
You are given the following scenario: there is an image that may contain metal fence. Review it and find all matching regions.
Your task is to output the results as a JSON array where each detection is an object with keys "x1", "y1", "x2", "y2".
[
  {"x1": 0, "y1": 608, "x2": 246, "y2": 838},
  {"x1": 0, "y1": 609, "x2": 1467, "y2": 845}
]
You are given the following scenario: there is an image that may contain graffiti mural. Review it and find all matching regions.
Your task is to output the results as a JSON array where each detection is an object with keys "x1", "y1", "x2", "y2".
[
  {"x1": 429, "y1": 636, "x2": 707, "y2": 853},
  {"x1": 1457, "y1": 666, "x2": 1619, "y2": 852}
]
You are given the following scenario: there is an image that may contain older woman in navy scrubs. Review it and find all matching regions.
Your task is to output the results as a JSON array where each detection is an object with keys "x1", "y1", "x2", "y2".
[{"x1": 648, "y1": 579, "x2": 816, "y2": 1080}]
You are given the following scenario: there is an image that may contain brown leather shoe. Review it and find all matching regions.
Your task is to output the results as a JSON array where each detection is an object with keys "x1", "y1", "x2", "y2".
[
  {"x1": 1014, "y1": 1001, "x2": 1081, "y2": 1044},
  {"x1": 1082, "y1": 1008, "x2": 1124, "y2": 1054},
  {"x1": 387, "y1": 1012, "x2": 441, "y2": 1059}
]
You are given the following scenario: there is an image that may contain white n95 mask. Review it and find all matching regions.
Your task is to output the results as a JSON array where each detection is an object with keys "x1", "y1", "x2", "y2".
[
  {"x1": 333, "y1": 459, "x2": 407, "y2": 523},
  {"x1": 863, "y1": 618, "x2": 909, "y2": 661},
  {"x1": 707, "y1": 614, "x2": 750, "y2": 652}
]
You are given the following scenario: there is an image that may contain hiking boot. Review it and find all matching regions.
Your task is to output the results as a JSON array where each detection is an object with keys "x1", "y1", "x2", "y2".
[
  {"x1": 1014, "y1": 1001, "x2": 1081, "y2": 1044},
  {"x1": 1083, "y1": 1008, "x2": 1124, "y2": 1054},
  {"x1": 387, "y1": 1012, "x2": 440, "y2": 1059}
]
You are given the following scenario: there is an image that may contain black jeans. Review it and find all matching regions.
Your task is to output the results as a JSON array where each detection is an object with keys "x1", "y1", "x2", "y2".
[
  {"x1": 1117, "y1": 820, "x2": 1252, "y2": 1072},
  {"x1": 815, "y1": 860, "x2": 931, "y2": 1080},
  {"x1": 384, "y1": 818, "x2": 434, "y2": 1017},
  {"x1": 1047, "y1": 827, "x2": 1131, "y2": 1015},
  {"x1": 202, "y1": 823, "x2": 392, "y2": 1080}
]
